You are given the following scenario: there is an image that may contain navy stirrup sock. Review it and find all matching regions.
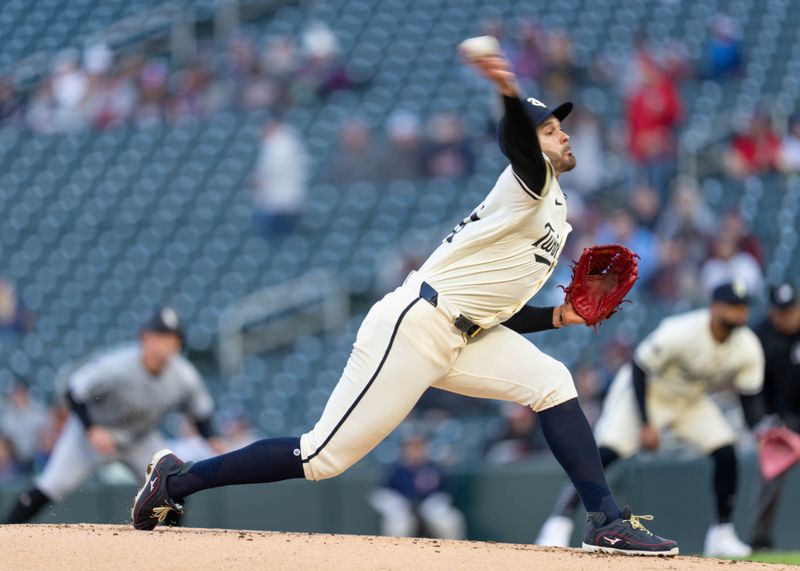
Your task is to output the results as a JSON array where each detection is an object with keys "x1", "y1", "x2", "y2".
[
  {"x1": 711, "y1": 445, "x2": 737, "y2": 524},
  {"x1": 167, "y1": 437, "x2": 305, "y2": 500},
  {"x1": 539, "y1": 398, "x2": 622, "y2": 523}
]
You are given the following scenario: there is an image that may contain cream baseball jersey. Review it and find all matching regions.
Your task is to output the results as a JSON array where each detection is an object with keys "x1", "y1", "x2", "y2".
[
  {"x1": 417, "y1": 158, "x2": 572, "y2": 329},
  {"x1": 634, "y1": 308, "x2": 765, "y2": 400}
]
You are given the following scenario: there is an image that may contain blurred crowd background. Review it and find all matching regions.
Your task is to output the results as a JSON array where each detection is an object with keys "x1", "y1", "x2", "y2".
[{"x1": 1, "y1": 0, "x2": 799, "y2": 486}]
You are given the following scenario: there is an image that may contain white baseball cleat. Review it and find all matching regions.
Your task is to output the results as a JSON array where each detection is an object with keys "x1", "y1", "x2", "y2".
[
  {"x1": 703, "y1": 523, "x2": 752, "y2": 557},
  {"x1": 535, "y1": 515, "x2": 574, "y2": 547}
]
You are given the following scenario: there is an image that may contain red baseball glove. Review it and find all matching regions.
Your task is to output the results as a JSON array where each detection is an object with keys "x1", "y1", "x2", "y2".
[
  {"x1": 758, "y1": 427, "x2": 800, "y2": 480},
  {"x1": 562, "y1": 244, "x2": 640, "y2": 329}
]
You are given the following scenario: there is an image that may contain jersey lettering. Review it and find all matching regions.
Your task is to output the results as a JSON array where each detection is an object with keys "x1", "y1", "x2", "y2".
[
  {"x1": 531, "y1": 222, "x2": 563, "y2": 256},
  {"x1": 445, "y1": 204, "x2": 484, "y2": 243}
]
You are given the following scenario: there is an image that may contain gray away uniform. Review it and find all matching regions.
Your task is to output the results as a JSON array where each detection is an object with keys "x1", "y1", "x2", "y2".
[{"x1": 37, "y1": 344, "x2": 213, "y2": 500}]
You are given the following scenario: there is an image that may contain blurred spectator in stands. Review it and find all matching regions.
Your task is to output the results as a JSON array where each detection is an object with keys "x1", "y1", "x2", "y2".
[
  {"x1": 656, "y1": 177, "x2": 716, "y2": 297},
  {"x1": 779, "y1": 117, "x2": 800, "y2": 174},
  {"x1": 557, "y1": 107, "x2": 605, "y2": 195},
  {"x1": 256, "y1": 35, "x2": 299, "y2": 109},
  {"x1": 0, "y1": 379, "x2": 48, "y2": 472},
  {"x1": 251, "y1": 116, "x2": 309, "y2": 239},
  {"x1": 171, "y1": 59, "x2": 216, "y2": 120},
  {"x1": 658, "y1": 177, "x2": 716, "y2": 245},
  {"x1": 325, "y1": 118, "x2": 382, "y2": 184},
  {"x1": 724, "y1": 113, "x2": 781, "y2": 180},
  {"x1": 484, "y1": 403, "x2": 546, "y2": 464},
  {"x1": 481, "y1": 18, "x2": 516, "y2": 62},
  {"x1": 368, "y1": 435, "x2": 466, "y2": 539},
  {"x1": 222, "y1": 414, "x2": 259, "y2": 450},
  {"x1": 661, "y1": 37, "x2": 693, "y2": 82},
  {"x1": 25, "y1": 82, "x2": 57, "y2": 134},
  {"x1": 542, "y1": 30, "x2": 578, "y2": 101},
  {"x1": 630, "y1": 184, "x2": 661, "y2": 231},
  {"x1": 720, "y1": 208, "x2": 764, "y2": 267},
  {"x1": 596, "y1": 208, "x2": 658, "y2": 284},
  {"x1": 380, "y1": 110, "x2": 424, "y2": 181},
  {"x1": 700, "y1": 231, "x2": 764, "y2": 296},
  {"x1": 513, "y1": 19, "x2": 546, "y2": 81},
  {"x1": 422, "y1": 113, "x2": 474, "y2": 179},
  {"x1": 135, "y1": 58, "x2": 170, "y2": 128},
  {"x1": 626, "y1": 55, "x2": 684, "y2": 200},
  {"x1": 574, "y1": 363, "x2": 604, "y2": 426},
  {"x1": 704, "y1": 13, "x2": 743, "y2": 79},
  {"x1": 648, "y1": 235, "x2": 700, "y2": 303},
  {"x1": 50, "y1": 50, "x2": 88, "y2": 132},
  {"x1": 294, "y1": 21, "x2": 353, "y2": 103},
  {"x1": 85, "y1": 45, "x2": 137, "y2": 130},
  {"x1": 0, "y1": 436, "x2": 23, "y2": 484},
  {"x1": 0, "y1": 278, "x2": 34, "y2": 336},
  {"x1": 0, "y1": 77, "x2": 20, "y2": 126}
]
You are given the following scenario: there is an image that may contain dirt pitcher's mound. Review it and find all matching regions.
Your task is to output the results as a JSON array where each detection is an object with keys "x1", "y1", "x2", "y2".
[{"x1": 0, "y1": 524, "x2": 789, "y2": 571}]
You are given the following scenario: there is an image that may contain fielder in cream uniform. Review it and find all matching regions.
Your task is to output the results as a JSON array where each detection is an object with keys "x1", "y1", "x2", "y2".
[
  {"x1": 537, "y1": 281, "x2": 764, "y2": 557},
  {"x1": 132, "y1": 41, "x2": 678, "y2": 557}
]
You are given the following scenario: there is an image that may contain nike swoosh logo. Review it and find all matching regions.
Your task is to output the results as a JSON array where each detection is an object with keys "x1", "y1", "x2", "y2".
[
  {"x1": 555, "y1": 199, "x2": 564, "y2": 206},
  {"x1": 604, "y1": 537, "x2": 622, "y2": 545},
  {"x1": 150, "y1": 476, "x2": 159, "y2": 492}
]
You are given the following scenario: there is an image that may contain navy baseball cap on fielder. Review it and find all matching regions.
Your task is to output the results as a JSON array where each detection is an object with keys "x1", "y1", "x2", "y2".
[
  {"x1": 522, "y1": 97, "x2": 573, "y2": 126},
  {"x1": 711, "y1": 281, "x2": 751, "y2": 305},
  {"x1": 142, "y1": 307, "x2": 184, "y2": 342},
  {"x1": 769, "y1": 281, "x2": 797, "y2": 309}
]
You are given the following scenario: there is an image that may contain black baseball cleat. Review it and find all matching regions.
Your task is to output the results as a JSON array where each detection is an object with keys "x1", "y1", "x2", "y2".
[
  {"x1": 581, "y1": 506, "x2": 679, "y2": 556},
  {"x1": 131, "y1": 449, "x2": 192, "y2": 531}
]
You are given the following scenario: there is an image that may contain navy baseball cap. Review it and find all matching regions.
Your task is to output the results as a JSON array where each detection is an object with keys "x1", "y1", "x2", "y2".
[
  {"x1": 522, "y1": 97, "x2": 573, "y2": 126},
  {"x1": 711, "y1": 281, "x2": 751, "y2": 305},
  {"x1": 769, "y1": 282, "x2": 797, "y2": 309},
  {"x1": 142, "y1": 307, "x2": 184, "y2": 340}
]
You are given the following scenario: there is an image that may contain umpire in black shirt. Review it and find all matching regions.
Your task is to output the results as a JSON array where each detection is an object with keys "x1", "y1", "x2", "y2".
[{"x1": 751, "y1": 281, "x2": 800, "y2": 550}]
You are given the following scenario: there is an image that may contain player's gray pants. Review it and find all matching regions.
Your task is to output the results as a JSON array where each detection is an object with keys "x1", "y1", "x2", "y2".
[
  {"x1": 751, "y1": 468, "x2": 794, "y2": 545},
  {"x1": 35, "y1": 415, "x2": 165, "y2": 500}
]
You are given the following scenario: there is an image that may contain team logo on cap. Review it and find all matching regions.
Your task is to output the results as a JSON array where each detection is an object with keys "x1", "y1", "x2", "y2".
[
  {"x1": 527, "y1": 97, "x2": 547, "y2": 108},
  {"x1": 161, "y1": 308, "x2": 179, "y2": 329},
  {"x1": 776, "y1": 284, "x2": 794, "y2": 304},
  {"x1": 732, "y1": 279, "x2": 747, "y2": 299}
]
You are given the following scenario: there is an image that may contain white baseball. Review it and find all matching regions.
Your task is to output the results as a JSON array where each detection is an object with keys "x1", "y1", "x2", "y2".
[{"x1": 458, "y1": 36, "x2": 502, "y2": 59}]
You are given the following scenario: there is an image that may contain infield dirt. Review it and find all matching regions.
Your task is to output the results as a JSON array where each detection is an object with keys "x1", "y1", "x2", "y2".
[{"x1": 0, "y1": 524, "x2": 792, "y2": 570}]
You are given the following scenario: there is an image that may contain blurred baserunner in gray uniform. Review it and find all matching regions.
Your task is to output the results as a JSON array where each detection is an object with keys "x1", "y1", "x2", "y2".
[{"x1": 3, "y1": 307, "x2": 220, "y2": 524}]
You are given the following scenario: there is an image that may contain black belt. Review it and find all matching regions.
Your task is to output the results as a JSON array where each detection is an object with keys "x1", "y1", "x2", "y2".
[{"x1": 418, "y1": 281, "x2": 482, "y2": 337}]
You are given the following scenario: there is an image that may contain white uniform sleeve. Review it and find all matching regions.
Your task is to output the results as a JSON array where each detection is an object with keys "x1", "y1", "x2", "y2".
[
  {"x1": 633, "y1": 317, "x2": 685, "y2": 377},
  {"x1": 734, "y1": 329, "x2": 765, "y2": 395}
]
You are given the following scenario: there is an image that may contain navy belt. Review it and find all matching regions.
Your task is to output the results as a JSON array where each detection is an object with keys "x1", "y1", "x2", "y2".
[{"x1": 418, "y1": 281, "x2": 482, "y2": 337}]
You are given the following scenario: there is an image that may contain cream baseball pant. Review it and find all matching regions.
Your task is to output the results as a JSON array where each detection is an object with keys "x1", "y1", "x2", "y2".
[
  {"x1": 594, "y1": 364, "x2": 737, "y2": 459},
  {"x1": 300, "y1": 275, "x2": 578, "y2": 481},
  {"x1": 36, "y1": 415, "x2": 165, "y2": 500}
]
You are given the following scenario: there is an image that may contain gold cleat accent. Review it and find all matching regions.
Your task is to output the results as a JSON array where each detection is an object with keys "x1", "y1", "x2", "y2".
[
  {"x1": 625, "y1": 513, "x2": 654, "y2": 534},
  {"x1": 151, "y1": 504, "x2": 177, "y2": 523}
]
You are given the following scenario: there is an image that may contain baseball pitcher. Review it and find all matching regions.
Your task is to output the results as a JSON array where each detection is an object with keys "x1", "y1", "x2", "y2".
[{"x1": 131, "y1": 39, "x2": 678, "y2": 556}]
